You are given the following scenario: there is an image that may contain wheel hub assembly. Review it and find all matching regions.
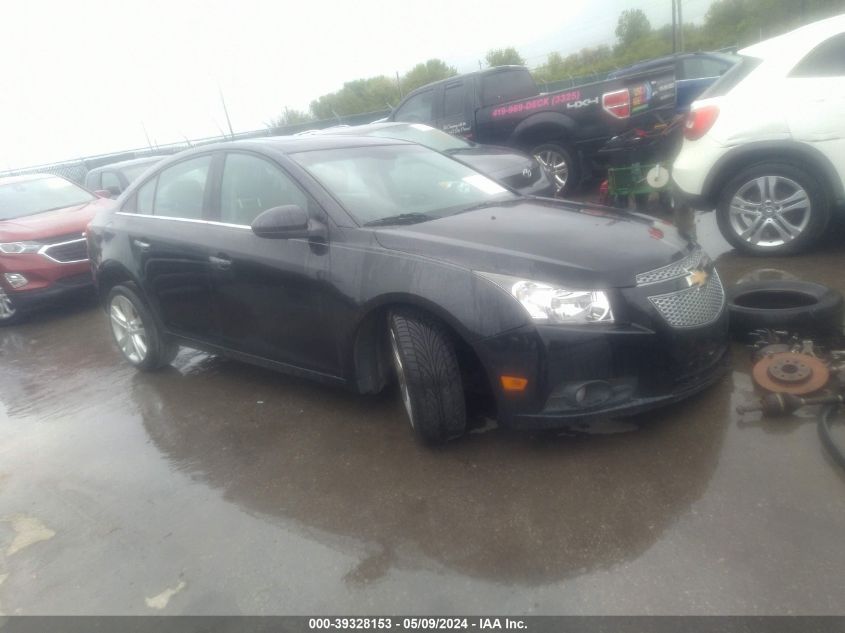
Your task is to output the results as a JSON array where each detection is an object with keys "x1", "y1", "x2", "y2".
[{"x1": 752, "y1": 352, "x2": 829, "y2": 395}]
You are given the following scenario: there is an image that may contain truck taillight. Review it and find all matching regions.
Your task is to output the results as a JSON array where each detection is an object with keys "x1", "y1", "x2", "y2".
[
  {"x1": 602, "y1": 89, "x2": 630, "y2": 119},
  {"x1": 684, "y1": 105, "x2": 719, "y2": 141}
]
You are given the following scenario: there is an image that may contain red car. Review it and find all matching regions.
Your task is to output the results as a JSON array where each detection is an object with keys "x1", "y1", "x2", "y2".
[{"x1": 0, "y1": 174, "x2": 113, "y2": 325}]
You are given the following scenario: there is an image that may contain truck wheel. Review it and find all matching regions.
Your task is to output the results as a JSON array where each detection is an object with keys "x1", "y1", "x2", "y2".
[
  {"x1": 532, "y1": 142, "x2": 579, "y2": 195},
  {"x1": 716, "y1": 162, "x2": 830, "y2": 256},
  {"x1": 388, "y1": 309, "x2": 466, "y2": 445},
  {"x1": 107, "y1": 284, "x2": 178, "y2": 371}
]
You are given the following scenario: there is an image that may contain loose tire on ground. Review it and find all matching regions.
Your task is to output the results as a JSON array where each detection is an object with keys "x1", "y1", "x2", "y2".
[
  {"x1": 107, "y1": 284, "x2": 178, "y2": 371},
  {"x1": 388, "y1": 309, "x2": 466, "y2": 444},
  {"x1": 727, "y1": 280, "x2": 844, "y2": 341},
  {"x1": 716, "y1": 162, "x2": 830, "y2": 256},
  {"x1": 531, "y1": 142, "x2": 579, "y2": 196}
]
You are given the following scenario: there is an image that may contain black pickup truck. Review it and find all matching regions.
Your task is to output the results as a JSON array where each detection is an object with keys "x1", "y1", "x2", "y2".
[{"x1": 387, "y1": 65, "x2": 676, "y2": 194}]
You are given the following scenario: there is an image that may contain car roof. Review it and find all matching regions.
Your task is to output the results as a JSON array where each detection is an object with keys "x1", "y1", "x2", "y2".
[
  {"x1": 0, "y1": 173, "x2": 66, "y2": 186},
  {"x1": 741, "y1": 13, "x2": 845, "y2": 62},
  {"x1": 309, "y1": 122, "x2": 421, "y2": 136},
  {"x1": 87, "y1": 155, "x2": 165, "y2": 174},
  {"x1": 231, "y1": 134, "x2": 412, "y2": 154}
]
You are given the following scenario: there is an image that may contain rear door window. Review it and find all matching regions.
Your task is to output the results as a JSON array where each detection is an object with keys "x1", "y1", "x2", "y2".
[
  {"x1": 153, "y1": 155, "x2": 212, "y2": 219},
  {"x1": 443, "y1": 82, "x2": 464, "y2": 118}
]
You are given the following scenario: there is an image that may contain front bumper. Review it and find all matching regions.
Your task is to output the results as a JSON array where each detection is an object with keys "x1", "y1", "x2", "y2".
[
  {"x1": 3, "y1": 271, "x2": 94, "y2": 312},
  {"x1": 474, "y1": 268, "x2": 730, "y2": 430}
]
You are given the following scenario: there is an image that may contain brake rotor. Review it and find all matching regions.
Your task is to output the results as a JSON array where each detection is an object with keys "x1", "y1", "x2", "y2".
[{"x1": 752, "y1": 352, "x2": 829, "y2": 395}]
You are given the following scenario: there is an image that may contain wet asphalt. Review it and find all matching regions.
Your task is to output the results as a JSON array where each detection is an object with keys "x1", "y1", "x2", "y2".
[{"x1": 1, "y1": 212, "x2": 844, "y2": 615}]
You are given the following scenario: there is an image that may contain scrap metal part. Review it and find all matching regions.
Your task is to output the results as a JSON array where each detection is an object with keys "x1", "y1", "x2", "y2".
[{"x1": 751, "y1": 352, "x2": 830, "y2": 395}]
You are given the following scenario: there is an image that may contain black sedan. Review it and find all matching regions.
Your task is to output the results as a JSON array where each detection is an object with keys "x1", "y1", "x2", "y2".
[
  {"x1": 313, "y1": 122, "x2": 556, "y2": 197},
  {"x1": 87, "y1": 136, "x2": 729, "y2": 444}
]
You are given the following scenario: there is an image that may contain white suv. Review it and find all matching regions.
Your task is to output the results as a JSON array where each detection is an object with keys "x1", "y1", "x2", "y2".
[{"x1": 673, "y1": 14, "x2": 845, "y2": 255}]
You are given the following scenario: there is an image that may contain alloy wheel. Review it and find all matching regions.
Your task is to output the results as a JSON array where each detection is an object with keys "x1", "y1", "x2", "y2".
[
  {"x1": 389, "y1": 328, "x2": 415, "y2": 429},
  {"x1": 109, "y1": 294, "x2": 148, "y2": 364},
  {"x1": 0, "y1": 287, "x2": 16, "y2": 321},
  {"x1": 534, "y1": 150, "x2": 569, "y2": 191},
  {"x1": 728, "y1": 175, "x2": 811, "y2": 249}
]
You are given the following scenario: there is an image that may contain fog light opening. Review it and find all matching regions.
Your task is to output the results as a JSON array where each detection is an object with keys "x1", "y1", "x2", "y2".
[
  {"x1": 565, "y1": 381, "x2": 613, "y2": 408},
  {"x1": 4, "y1": 273, "x2": 28, "y2": 289}
]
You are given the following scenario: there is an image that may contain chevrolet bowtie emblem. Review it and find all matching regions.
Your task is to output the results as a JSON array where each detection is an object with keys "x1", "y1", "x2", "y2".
[{"x1": 686, "y1": 268, "x2": 709, "y2": 288}]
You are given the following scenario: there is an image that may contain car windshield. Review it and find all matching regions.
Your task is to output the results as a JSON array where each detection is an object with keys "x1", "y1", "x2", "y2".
[
  {"x1": 365, "y1": 124, "x2": 472, "y2": 153},
  {"x1": 0, "y1": 176, "x2": 95, "y2": 220},
  {"x1": 292, "y1": 144, "x2": 518, "y2": 226}
]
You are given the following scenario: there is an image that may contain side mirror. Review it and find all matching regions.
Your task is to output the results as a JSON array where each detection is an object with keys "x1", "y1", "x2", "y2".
[
  {"x1": 251, "y1": 205, "x2": 312, "y2": 239},
  {"x1": 93, "y1": 189, "x2": 114, "y2": 199}
]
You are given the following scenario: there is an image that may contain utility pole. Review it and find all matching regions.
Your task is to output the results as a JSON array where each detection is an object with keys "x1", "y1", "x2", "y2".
[
  {"x1": 395, "y1": 71, "x2": 403, "y2": 99},
  {"x1": 219, "y1": 86, "x2": 235, "y2": 140},
  {"x1": 677, "y1": 0, "x2": 684, "y2": 52},
  {"x1": 672, "y1": 0, "x2": 677, "y2": 53}
]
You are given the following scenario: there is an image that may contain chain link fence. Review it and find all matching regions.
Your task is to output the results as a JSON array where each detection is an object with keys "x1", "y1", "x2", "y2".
[{"x1": 0, "y1": 109, "x2": 391, "y2": 185}]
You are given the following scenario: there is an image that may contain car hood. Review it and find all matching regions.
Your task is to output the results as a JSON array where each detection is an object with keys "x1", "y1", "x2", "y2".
[
  {"x1": 447, "y1": 146, "x2": 534, "y2": 177},
  {"x1": 0, "y1": 198, "x2": 113, "y2": 242},
  {"x1": 373, "y1": 199, "x2": 693, "y2": 288}
]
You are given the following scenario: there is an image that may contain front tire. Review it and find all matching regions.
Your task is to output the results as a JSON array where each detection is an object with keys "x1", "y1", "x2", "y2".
[
  {"x1": 716, "y1": 162, "x2": 830, "y2": 255},
  {"x1": 388, "y1": 310, "x2": 466, "y2": 444},
  {"x1": 107, "y1": 284, "x2": 178, "y2": 371},
  {"x1": 532, "y1": 142, "x2": 579, "y2": 196}
]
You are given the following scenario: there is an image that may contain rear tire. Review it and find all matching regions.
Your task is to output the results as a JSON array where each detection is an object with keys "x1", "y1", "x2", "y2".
[
  {"x1": 107, "y1": 284, "x2": 178, "y2": 371},
  {"x1": 388, "y1": 309, "x2": 466, "y2": 444},
  {"x1": 531, "y1": 142, "x2": 579, "y2": 196},
  {"x1": 716, "y1": 162, "x2": 830, "y2": 256}
]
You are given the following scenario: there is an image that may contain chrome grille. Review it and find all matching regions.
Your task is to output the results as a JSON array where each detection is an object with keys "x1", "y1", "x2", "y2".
[
  {"x1": 636, "y1": 248, "x2": 703, "y2": 286},
  {"x1": 648, "y1": 270, "x2": 725, "y2": 328},
  {"x1": 41, "y1": 238, "x2": 88, "y2": 263}
]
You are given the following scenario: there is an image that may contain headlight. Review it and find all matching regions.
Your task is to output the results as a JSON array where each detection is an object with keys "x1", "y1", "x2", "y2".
[
  {"x1": 0, "y1": 242, "x2": 41, "y2": 254},
  {"x1": 478, "y1": 272, "x2": 613, "y2": 324}
]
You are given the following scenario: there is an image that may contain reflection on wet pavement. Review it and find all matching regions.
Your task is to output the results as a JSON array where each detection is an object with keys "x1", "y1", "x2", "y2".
[{"x1": 0, "y1": 213, "x2": 844, "y2": 614}]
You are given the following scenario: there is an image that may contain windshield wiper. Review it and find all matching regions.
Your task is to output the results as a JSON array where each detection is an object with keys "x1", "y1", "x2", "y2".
[{"x1": 363, "y1": 212, "x2": 434, "y2": 227}]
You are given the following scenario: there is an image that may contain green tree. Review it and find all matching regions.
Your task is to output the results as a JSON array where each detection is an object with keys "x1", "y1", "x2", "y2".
[
  {"x1": 615, "y1": 9, "x2": 652, "y2": 50},
  {"x1": 485, "y1": 47, "x2": 525, "y2": 67},
  {"x1": 268, "y1": 107, "x2": 313, "y2": 130},
  {"x1": 309, "y1": 76, "x2": 399, "y2": 120},
  {"x1": 401, "y1": 58, "x2": 457, "y2": 93}
]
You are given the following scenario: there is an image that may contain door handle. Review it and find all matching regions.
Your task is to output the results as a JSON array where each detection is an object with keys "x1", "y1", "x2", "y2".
[
  {"x1": 133, "y1": 239, "x2": 151, "y2": 251},
  {"x1": 208, "y1": 254, "x2": 232, "y2": 270}
]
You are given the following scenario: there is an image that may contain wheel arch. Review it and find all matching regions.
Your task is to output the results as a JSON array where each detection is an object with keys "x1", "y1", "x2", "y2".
[
  {"x1": 349, "y1": 293, "x2": 495, "y2": 404},
  {"x1": 95, "y1": 261, "x2": 139, "y2": 304},
  {"x1": 703, "y1": 141, "x2": 845, "y2": 209},
  {"x1": 510, "y1": 112, "x2": 576, "y2": 149}
]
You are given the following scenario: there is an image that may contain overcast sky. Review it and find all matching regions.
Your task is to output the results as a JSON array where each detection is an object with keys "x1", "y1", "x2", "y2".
[{"x1": 0, "y1": 0, "x2": 712, "y2": 169}]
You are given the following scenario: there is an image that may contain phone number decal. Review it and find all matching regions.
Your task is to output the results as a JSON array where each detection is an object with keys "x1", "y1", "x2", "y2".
[{"x1": 491, "y1": 90, "x2": 581, "y2": 118}]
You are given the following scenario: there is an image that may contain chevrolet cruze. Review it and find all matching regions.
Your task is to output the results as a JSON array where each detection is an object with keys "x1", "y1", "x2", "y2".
[{"x1": 87, "y1": 136, "x2": 729, "y2": 444}]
